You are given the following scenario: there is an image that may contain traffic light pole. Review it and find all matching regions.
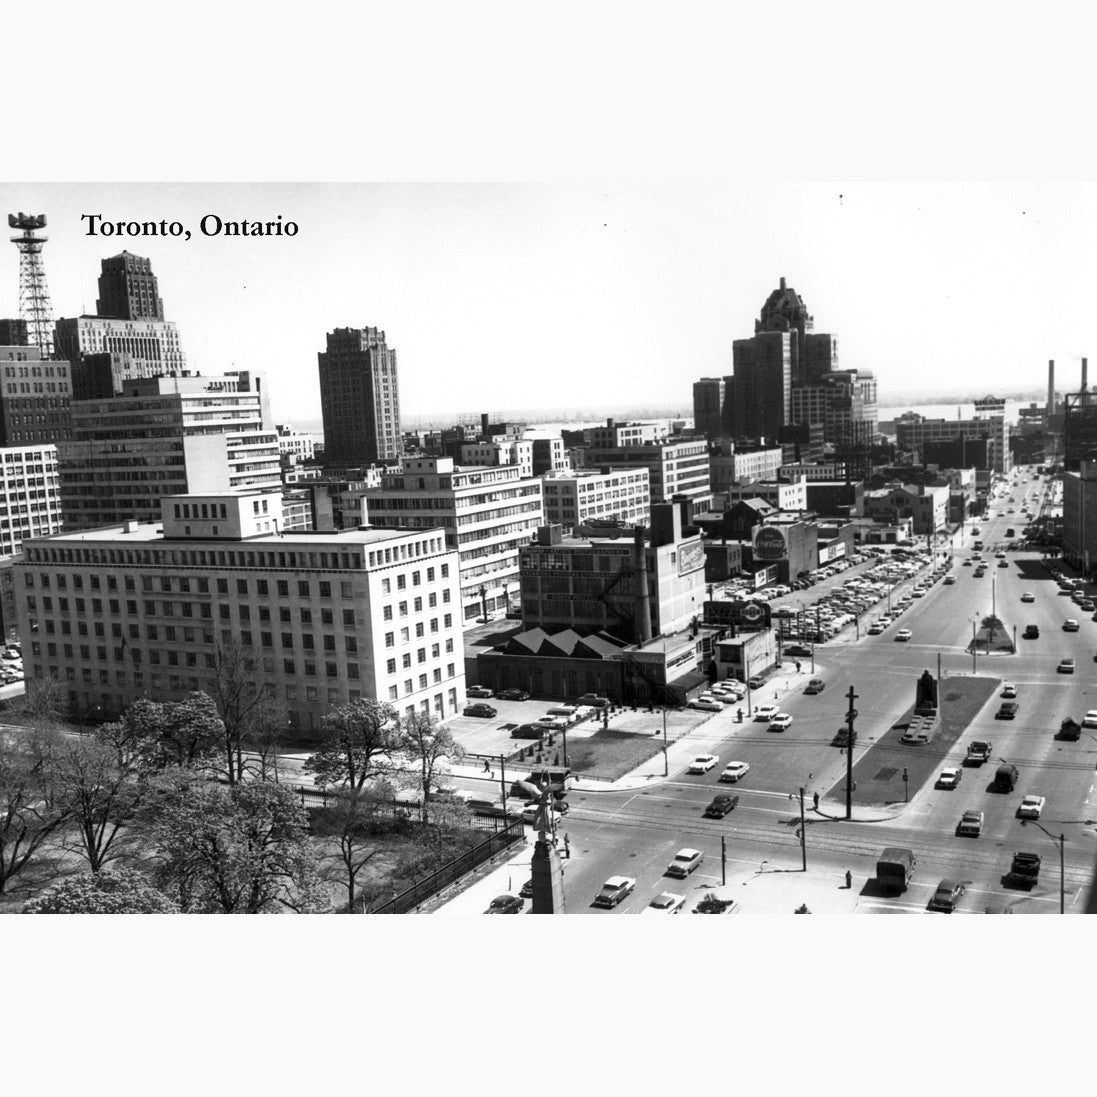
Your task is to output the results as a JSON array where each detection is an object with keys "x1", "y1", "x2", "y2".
[{"x1": 845, "y1": 684, "x2": 859, "y2": 821}]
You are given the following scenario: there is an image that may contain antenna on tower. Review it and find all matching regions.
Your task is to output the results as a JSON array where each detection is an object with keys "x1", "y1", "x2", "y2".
[{"x1": 7, "y1": 212, "x2": 54, "y2": 358}]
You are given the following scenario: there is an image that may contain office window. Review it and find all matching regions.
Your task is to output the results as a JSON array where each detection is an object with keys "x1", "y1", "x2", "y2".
[
  {"x1": 300, "y1": 608, "x2": 312, "y2": 625},
  {"x1": 386, "y1": 657, "x2": 396, "y2": 674},
  {"x1": 298, "y1": 580, "x2": 309, "y2": 597},
  {"x1": 397, "y1": 575, "x2": 406, "y2": 591},
  {"x1": 343, "y1": 609, "x2": 354, "y2": 627},
  {"x1": 319, "y1": 581, "x2": 331, "y2": 598},
  {"x1": 383, "y1": 605, "x2": 392, "y2": 621}
]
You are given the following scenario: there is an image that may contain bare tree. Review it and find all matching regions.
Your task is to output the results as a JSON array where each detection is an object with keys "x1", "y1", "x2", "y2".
[
  {"x1": 52, "y1": 735, "x2": 141, "y2": 873},
  {"x1": 400, "y1": 710, "x2": 465, "y2": 821},
  {"x1": 204, "y1": 643, "x2": 282, "y2": 785},
  {"x1": 0, "y1": 725, "x2": 69, "y2": 896}
]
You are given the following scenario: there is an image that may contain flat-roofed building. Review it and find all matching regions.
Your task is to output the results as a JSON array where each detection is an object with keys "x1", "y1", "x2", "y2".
[
  {"x1": 541, "y1": 467, "x2": 650, "y2": 531},
  {"x1": 15, "y1": 491, "x2": 464, "y2": 728},
  {"x1": 361, "y1": 456, "x2": 544, "y2": 622}
]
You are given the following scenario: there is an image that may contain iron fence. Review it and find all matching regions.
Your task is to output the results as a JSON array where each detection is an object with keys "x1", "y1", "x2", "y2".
[{"x1": 367, "y1": 816, "x2": 526, "y2": 914}]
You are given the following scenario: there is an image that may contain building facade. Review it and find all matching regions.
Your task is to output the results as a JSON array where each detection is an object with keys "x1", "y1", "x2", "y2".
[
  {"x1": 0, "y1": 444, "x2": 64, "y2": 557},
  {"x1": 55, "y1": 315, "x2": 187, "y2": 380},
  {"x1": 460, "y1": 438, "x2": 534, "y2": 479},
  {"x1": 58, "y1": 374, "x2": 281, "y2": 529},
  {"x1": 708, "y1": 442, "x2": 784, "y2": 493},
  {"x1": 277, "y1": 423, "x2": 317, "y2": 464},
  {"x1": 317, "y1": 326, "x2": 401, "y2": 466},
  {"x1": 362, "y1": 456, "x2": 544, "y2": 622},
  {"x1": 15, "y1": 492, "x2": 465, "y2": 728},
  {"x1": 896, "y1": 413, "x2": 1011, "y2": 475},
  {"x1": 722, "y1": 477, "x2": 807, "y2": 512},
  {"x1": 95, "y1": 252, "x2": 165, "y2": 321},
  {"x1": 693, "y1": 377, "x2": 731, "y2": 440},
  {"x1": 1061, "y1": 461, "x2": 1097, "y2": 574},
  {"x1": 541, "y1": 467, "x2": 651, "y2": 530},
  {"x1": 579, "y1": 431, "x2": 711, "y2": 509},
  {"x1": 0, "y1": 344, "x2": 72, "y2": 445}
]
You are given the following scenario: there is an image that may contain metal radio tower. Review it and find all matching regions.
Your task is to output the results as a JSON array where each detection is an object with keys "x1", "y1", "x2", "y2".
[{"x1": 8, "y1": 212, "x2": 54, "y2": 357}]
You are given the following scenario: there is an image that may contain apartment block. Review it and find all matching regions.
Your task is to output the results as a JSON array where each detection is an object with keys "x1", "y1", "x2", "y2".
[
  {"x1": 0, "y1": 344, "x2": 73, "y2": 445},
  {"x1": 579, "y1": 425, "x2": 711, "y2": 509},
  {"x1": 0, "y1": 444, "x2": 64, "y2": 556},
  {"x1": 361, "y1": 456, "x2": 544, "y2": 621},
  {"x1": 460, "y1": 438, "x2": 533, "y2": 478},
  {"x1": 15, "y1": 492, "x2": 465, "y2": 728},
  {"x1": 541, "y1": 467, "x2": 651, "y2": 530}
]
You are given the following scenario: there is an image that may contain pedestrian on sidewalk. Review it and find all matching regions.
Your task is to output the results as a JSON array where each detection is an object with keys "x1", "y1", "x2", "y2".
[
  {"x1": 564, "y1": 833, "x2": 571, "y2": 859},
  {"x1": 845, "y1": 869, "x2": 853, "y2": 889},
  {"x1": 813, "y1": 791, "x2": 820, "y2": 811},
  {"x1": 483, "y1": 758, "x2": 490, "y2": 773}
]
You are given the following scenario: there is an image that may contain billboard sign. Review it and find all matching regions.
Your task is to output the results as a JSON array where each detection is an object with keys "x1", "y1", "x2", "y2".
[
  {"x1": 677, "y1": 538, "x2": 705, "y2": 576},
  {"x1": 753, "y1": 525, "x2": 788, "y2": 561},
  {"x1": 703, "y1": 599, "x2": 772, "y2": 631}
]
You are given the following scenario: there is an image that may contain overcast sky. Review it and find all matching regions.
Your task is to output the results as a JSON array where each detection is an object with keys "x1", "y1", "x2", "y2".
[{"x1": 3, "y1": 181, "x2": 1094, "y2": 427}]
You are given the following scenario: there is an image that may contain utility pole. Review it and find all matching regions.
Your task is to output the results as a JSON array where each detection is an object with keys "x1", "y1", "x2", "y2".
[
  {"x1": 721, "y1": 834, "x2": 727, "y2": 885},
  {"x1": 844, "y1": 684, "x2": 859, "y2": 821},
  {"x1": 500, "y1": 753, "x2": 506, "y2": 809},
  {"x1": 798, "y1": 787, "x2": 807, "y2": 870},
  {"x1": 971, "y1": 620, "x2": 977, "y2": 674},
  {"x1": 903, "y1": 766, "x2": 909, "y2": 802}
]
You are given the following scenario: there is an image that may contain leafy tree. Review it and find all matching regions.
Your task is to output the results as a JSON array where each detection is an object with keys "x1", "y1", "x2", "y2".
[
  {"x1": 52, "y1": 735, "x2": 141, "y2": 873},
  {"x1": 142, "y1": 771, "x2": 328, "y2": 913},
  {"x1": 0, "y1": 725, "x2": 70, "y2": 896},
  {"x1": 23, "y1": 868, "x2": 178, "y2": 913},
  {"x1": 400, "y1": 711, "x2": 465, "y2": 820},
  {"x1": 8, "y1": 676, "x2": 71, "y2": 725},
  {"x1": 204, "y1": 643, "x2": 287, "y2": 785},
  {"x1": 114, "y1": 694, "x2": 224, "y2": 774},
  {"x1": 304, "y1": 699, "x2": 403, "y2": 793}
]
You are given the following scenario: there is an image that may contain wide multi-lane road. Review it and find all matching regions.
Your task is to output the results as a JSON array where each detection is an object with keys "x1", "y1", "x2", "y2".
[{"x1": 557, "y1": 471, "x2": 1097, "y2": 913}]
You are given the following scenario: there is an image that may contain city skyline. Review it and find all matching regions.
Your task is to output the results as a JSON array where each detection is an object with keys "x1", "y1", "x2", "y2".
[{"x1": 2, "y1": 183, "x2": 1095, "y2": 428}]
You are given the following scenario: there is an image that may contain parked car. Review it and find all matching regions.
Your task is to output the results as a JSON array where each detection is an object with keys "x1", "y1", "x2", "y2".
[
  {"x1": 593, "y1": 876, "x2": 636, "y2": 908},
  {"x1": 704, "y1": 794, "x2": 739, "y2": 818},
  {"x1": 485, "y1": 894, "x2": 524, "y2": 914},
  {"x1": 747, "y1": 675, "x2": 765, "y2": 689},
  {"x1": 576, "y1": 693, "x2": 611, "y2": 709},
  {"x1": 720, "y1": 761, "x2": 750, "y2": 783},
  {"x1": 783, "y1": 644, "x2": 812, "y2": 657},
  {"x1": 466, "y1": 685, "x2": 495, "y2": 698},
  {"x1": 463, "y1": 702, "x2": 497, "y2": 718},
  {"x1": 688, "y1": 697, "x2": 722, "y2": 713},
  {"x1": 536, "y1": 715, "x2": 569, "y2": 730},
  {"x1": 1063, "y1": 619, "x2": 1080, "y2": 632},
  {"x1": 498, "y1": 688, "x2": 531, "y2": 702},
  {"x1": 687, "y1": 754, "x2": 719, "y2": 774},
  {"x1": 510, "y1": 723, "x2": 546, "y2": 740},
  {"x1": 642, "y1": 892, "x2": 686, "y2": 914}
]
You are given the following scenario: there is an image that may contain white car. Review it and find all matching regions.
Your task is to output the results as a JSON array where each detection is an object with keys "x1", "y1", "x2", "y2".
[
  {"x1": 937, "y1": 767, "x2": 962, "y2": 788},
  {"x1": 696, "y1": 693, "x2": 725, "y2": 708},
  {"x1": 754, "y1": 704, "x2": 779, "y2": 721},
  {"x1": 536, "y1": 715, "x2": 569, "y2": 730},
  {"x1": 1001, "y1": 683, "x2": 1017, "y2": 698},
  {"x1": 895, "y1": 629, "x2": 913, "y2": 642},
  {"x1": 687, "y1": 754, "x2": 719, "y2": 774},
  {"x1": 720, "y1": 761, "x2": 750, "y2": 783},
  {"x1": 1018, "y1": 795, "x2": 1046, "y2": 819},
  {"x1": 688, "y1": 697, "x2": 723, "y2": 713},
  {"x1": 769, "y1": 712, "x2": 793, "y2": 731},
  {"x1": 642, "y1": 892, "x2": 686, "y2": 914},
  {"x1": 1082, "y1": 710, "x2": 1097, "y2": 729},
  {"x1": 665, "y1": 847, "x2": 704, "y2": 878}
]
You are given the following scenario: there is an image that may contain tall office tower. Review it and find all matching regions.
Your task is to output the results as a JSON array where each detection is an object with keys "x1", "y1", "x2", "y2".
[
  {"x1": 753, "y1": 276, "x2": 839, "y2": 385},
  {"x1": 0, "y1": 344, "x2": 73, "y2": 445},
  {"x1": 318, "y1": 327, "x2": 402, "y2": 466},
  {"x1": 730, "y1": 331, "x2": 791, "y2": 440},
  {"x1": 95, "y1": 252, "x2": 165, "y2": 321},
  {"x1": 693, "y1": 377, "x2": 733, "y2": 440},
  {"x1": 58, "y1": 373, "x2": 280, "y2": 528}
]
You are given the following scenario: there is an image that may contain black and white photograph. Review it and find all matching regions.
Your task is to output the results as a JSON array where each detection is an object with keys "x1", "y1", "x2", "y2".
[{"x1": 6, "y1": 4, "x2": 1096, "y2": 1093}]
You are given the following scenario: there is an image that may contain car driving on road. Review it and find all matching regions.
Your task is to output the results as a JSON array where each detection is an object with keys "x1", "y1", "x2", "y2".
[
  {"x1": 642, "y1": 892, "x2": 686, "y2": 914},
  {"x1": 704, "y1": 794, "x2": 739, "y2": 818},
  {"x1": 928, "y1": 879, "x2": 965, "y2": 912},
  {"x1": 754, "y1": 704, "x2": 779, "y2": 721},
  {"x1": 957, "y1": 810, "x2": 984, "y2": 837},
  {"x1": 486, "y1": 894, "x2": 525, "y2": 914},
  {"x1": 665, "y1": 848, "x2": 704, "y2": 878},
  {"x1": 593, "y1": 876, "x2": 636, "y2": 908},
  {"x1": 687, "y1": 754, "x2": 719, "y2": 774},
  {"x1": 895, "y1": 629, "x2": 913, "y2": 642},
  {"x1": 720, "y1": 761, "x2": 750, "y2": 783},
  {"x1": 937, "y1": 767, "x2": 962, "y2": 788},
  {"x1": 1018, "y1": 795, "x2": 1046, "y2": 819},
  {"x1": 768, "y1": 712, "x2": 793, "y2": 731}
]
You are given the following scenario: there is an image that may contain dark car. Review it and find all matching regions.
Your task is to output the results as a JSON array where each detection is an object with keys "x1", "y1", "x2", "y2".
[
  {"x1": 463, "y1": 702, "x2": 498, "y2": 718},
  {"x1": 498, "y1": 688, "x2": 531, "y2": 702},
  {"x1": 577, "y1": 693, "x2": 611, "y2": 709},
  {"x1": 832, "y1": 727, "x2": 852, "y2": 747},
  {"x1": 784, "y1": 644, "x2": 812, "y2": 657},
  {"x1": 995, "y1": 702, "x2": 1019, "y2": 720},
  {"x1": 1023, "y1": 624, "x2": 1040, "y2": 639},
  {"x1": 485, "y1": 894, "x2": 524, "y2": 914},
  {"x1": 804, "y1": 678, "x2": 825, "y2": 694},
  {"x1": 928, "y1": 879, "x2": 965, "y2": 913},
  {"x1": 704, "y1": 794, "x2": 739, "y2": 818},
  {"x1": 510, "y1": 723, "x2": 546, "y2": 740},
  {"x1": 519, "y1": 878, "x2": 535, "y2": 899}
]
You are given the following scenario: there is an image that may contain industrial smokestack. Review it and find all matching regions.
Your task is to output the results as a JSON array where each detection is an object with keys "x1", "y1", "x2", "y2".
[
  {"x1": 632, "y1": 526, "x2": 654, "y2": 645},
  {"x1": 1083, "y1": 357, "x2": 1088, "y2": 393},
  {"x1": 1048, "y1": 359, "x2": 1055, "y2": 416}
]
